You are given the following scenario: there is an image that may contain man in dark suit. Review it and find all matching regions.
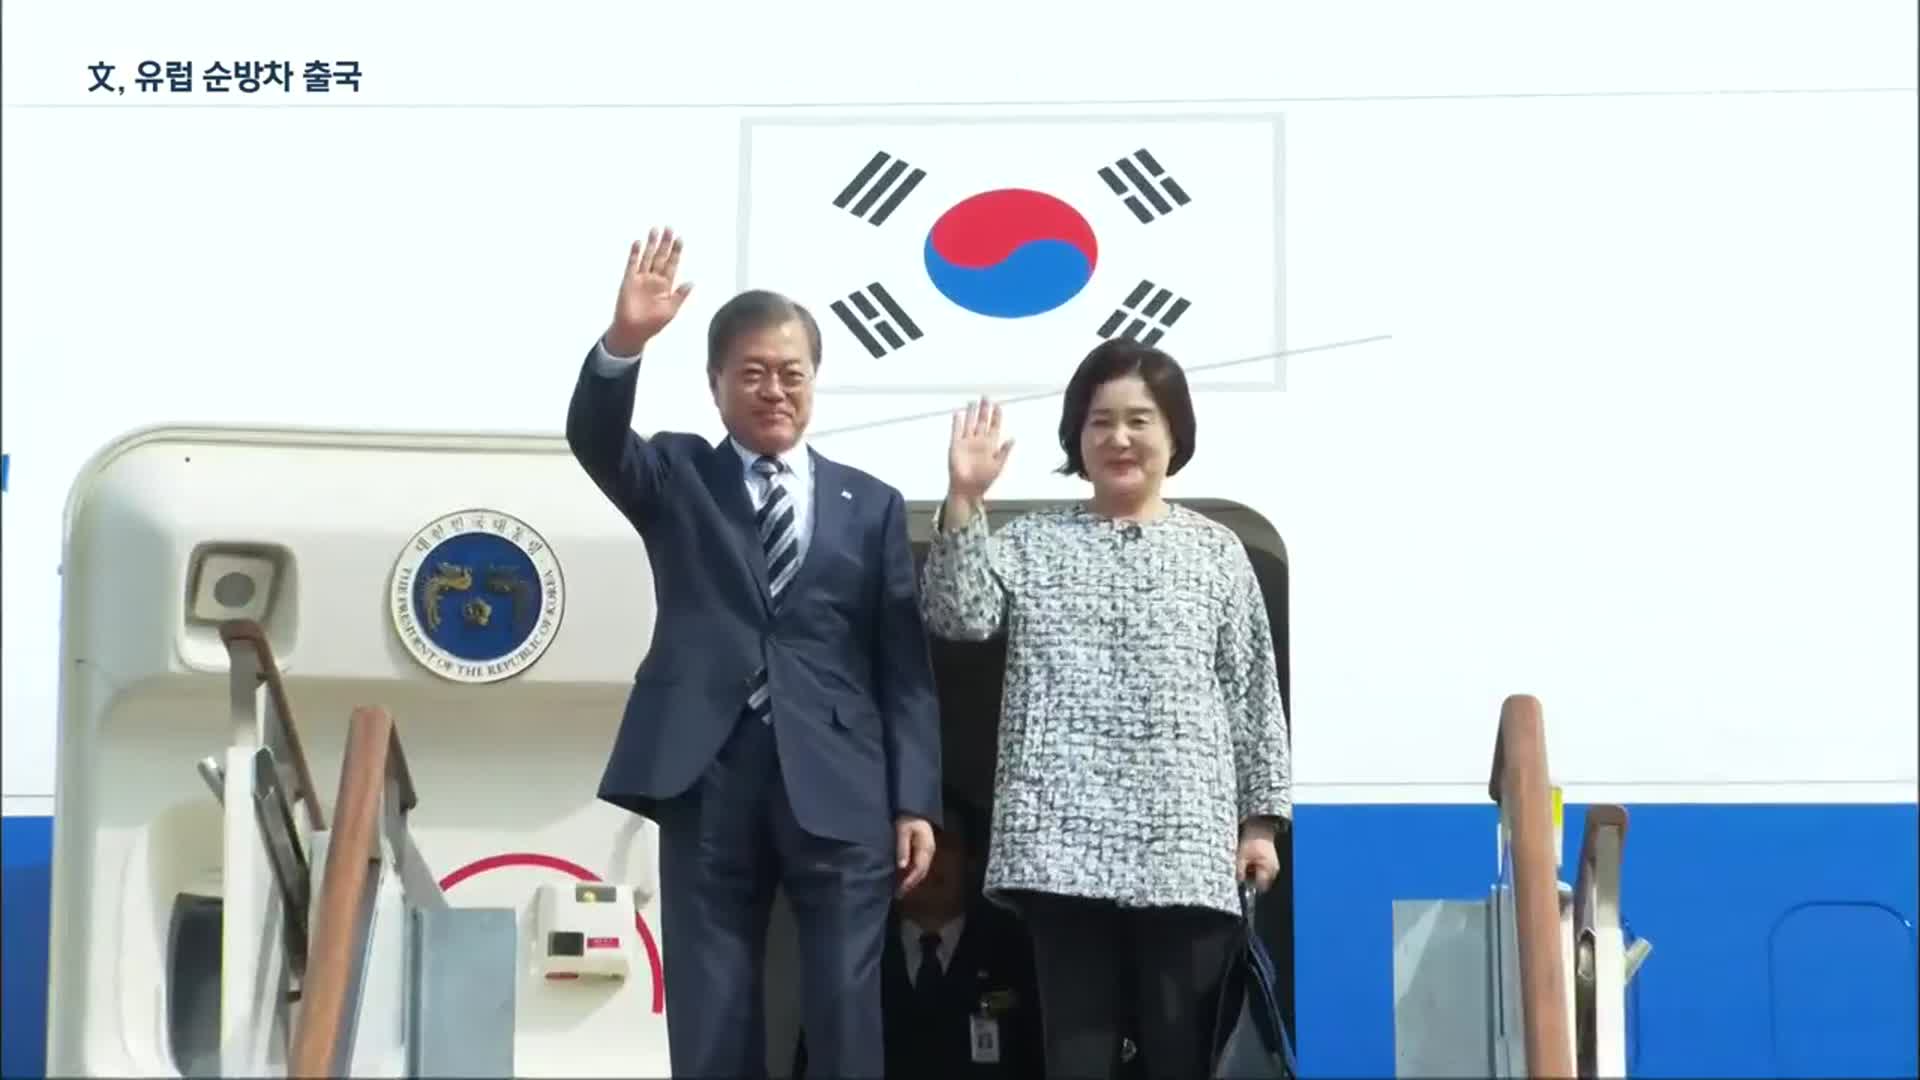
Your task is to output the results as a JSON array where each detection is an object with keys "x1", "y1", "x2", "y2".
[
  {"x1": 566, "y1": 227, "x2": 942, "y2": 1079},
  {"x1": 795, "y1": 793, "x2": 1043, "y2": 1080}
]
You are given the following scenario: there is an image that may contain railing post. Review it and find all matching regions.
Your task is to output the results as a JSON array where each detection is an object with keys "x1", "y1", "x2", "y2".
[
  {"x1": 220, "y1": 619, "x2": 325, "y2": 831},
  {"x1": 227, "y1": 634, "x2": 264, "y2": 748},
  {"x1": 1574, "y1": 807, "x2": 1631, "y2": 1079},
  {"x1": 1488, "y1": 694, "x2": 1576, "y2": 1079}
]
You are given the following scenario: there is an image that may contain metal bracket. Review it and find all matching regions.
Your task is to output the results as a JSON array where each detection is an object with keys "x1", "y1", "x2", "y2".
[{"x1": 251, "y1": 746, "x2": 312, "y2": 980}]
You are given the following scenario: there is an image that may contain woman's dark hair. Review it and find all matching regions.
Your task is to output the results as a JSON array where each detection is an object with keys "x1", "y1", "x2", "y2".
[{"x1": 1055, "y1": 338, "x2": 1197, "y2": 478}]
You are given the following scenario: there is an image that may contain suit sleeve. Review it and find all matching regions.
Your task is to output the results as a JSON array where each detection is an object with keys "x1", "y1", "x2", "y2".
[
  {"x1": 874, "y1": 487, "x2": 943, "y2": 827},
  {"x1": 565, "y1": 338, "x2": 669, "y2": 526}
]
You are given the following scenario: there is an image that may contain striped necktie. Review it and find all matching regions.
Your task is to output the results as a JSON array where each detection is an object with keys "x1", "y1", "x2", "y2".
[{"x1": 746, "y1": 455, "x2": 797, "y2": 723}]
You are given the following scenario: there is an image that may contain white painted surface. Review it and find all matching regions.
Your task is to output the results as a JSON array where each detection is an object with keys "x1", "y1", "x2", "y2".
[
  {"x1": 3, "y1": 3, "x2": 1914, "y2": 1075},
  {"x1": 4, "y1": 10, "x2": 1912, "y2": 799}
]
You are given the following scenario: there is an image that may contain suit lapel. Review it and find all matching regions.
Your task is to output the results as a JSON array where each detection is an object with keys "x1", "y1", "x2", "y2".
[
  {"x1": 699, "y1": 438, "x2": 772, "y2": 612},
  {"x1": 783, "y1": 449, "x2": 850, "y2": 602}
]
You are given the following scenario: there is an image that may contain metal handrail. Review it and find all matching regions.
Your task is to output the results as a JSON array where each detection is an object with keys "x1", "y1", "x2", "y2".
[
  {"x1": 220, "y1": 620, "x2": 325, "y2": 831},
  {"x1": 1489, "y1": 694, "x2": 1576, "y2": 1078},
  {"x1": 287, "y1": 704, "x2": 445, "y2": 1078}
]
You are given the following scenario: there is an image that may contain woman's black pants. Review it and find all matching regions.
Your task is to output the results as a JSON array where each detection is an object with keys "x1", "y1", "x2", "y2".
[{"x1": 1017, "y1": 891, "x2": 1241, "y2": 1079}]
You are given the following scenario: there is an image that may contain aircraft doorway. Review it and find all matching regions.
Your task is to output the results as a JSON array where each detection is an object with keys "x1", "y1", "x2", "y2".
[{"x1": 909, "y1": 498, "x2": 1295, "y2": 1051}]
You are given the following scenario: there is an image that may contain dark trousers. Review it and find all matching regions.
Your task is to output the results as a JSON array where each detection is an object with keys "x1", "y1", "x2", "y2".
[
  {"x1": 1019, "y1": 892, "x2": 1240, "y2": 1080},
  {"x1": 652, "y1": 712, "x2": 894, "y2": 1079}
]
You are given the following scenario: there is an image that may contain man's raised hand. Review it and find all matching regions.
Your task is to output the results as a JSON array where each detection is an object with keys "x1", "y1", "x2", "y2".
[{"x1": 604, "y1": 226, "x2": 694, "y2": 357}]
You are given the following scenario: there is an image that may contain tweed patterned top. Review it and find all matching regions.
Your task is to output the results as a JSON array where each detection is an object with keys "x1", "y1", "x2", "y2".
[{"x1": 920, "y1": 502, "x2": 1291, "y2": 916}]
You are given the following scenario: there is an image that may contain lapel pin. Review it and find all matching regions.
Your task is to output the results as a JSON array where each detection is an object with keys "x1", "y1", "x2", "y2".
[{"x1": 840, "y1": 490, "x2": 853, "y2": 500}]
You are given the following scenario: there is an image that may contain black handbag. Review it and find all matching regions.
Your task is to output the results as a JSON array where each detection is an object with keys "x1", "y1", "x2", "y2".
[{"x1": 1210, "y1": 883, "x2": 1299, "y2": 1079}]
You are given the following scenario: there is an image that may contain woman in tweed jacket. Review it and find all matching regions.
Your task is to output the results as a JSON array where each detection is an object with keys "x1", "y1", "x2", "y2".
[{"x1": 921, "y1": 339, "x2": 1292, "y2": 1080}]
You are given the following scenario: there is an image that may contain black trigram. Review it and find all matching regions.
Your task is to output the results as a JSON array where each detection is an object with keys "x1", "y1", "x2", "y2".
[
  {"x1": 1097, "y1": 149, "x2": 1191, "y2": 224},
  {"x1": 832, "y1": 151, "x2": 926, "y2": 226},
  {"x1": 830, "y1": 283, "x2": 924, "y2": 358},
  {"x1": 1096, "y1": 280, "x2": 1190, "y2": 347}
]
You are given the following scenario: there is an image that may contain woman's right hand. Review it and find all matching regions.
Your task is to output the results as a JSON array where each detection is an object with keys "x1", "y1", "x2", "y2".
[{"x1": 948, "y1": 397, "x2": 1013, "y2": 501}]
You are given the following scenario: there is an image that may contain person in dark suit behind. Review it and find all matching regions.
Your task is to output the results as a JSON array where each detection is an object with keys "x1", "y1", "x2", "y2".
[
  {"x1": 795, "y1": 792, "x2": 1044, "y2": 1080},
  {"x1": 566, "y1": 227, "x2": 943, "y2": 1079}
]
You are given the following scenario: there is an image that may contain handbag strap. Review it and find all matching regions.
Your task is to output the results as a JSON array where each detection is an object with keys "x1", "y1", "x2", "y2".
[{"x1": 1209, "y1": 881, "x2": 1262, "y2": 1058}]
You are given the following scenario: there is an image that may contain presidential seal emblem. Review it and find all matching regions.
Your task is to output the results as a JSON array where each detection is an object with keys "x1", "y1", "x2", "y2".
[{"x1": 389, "y1": 509, "x2": 565, "y2": 684}]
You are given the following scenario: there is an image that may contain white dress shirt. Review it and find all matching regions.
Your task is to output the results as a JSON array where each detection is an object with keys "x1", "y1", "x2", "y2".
[
  {"x1": 901, "y1": 914, "x2": 964, "y2": 986},
  {"x1": 592, "y1": 339, "x2": 815, "y2": 562}
]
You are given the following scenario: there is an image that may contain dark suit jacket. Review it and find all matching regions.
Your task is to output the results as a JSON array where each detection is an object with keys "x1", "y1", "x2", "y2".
[
  {"x1": 795, "y1": 903, "x2": 1045, "y2": 1080},
  {"x1": 564, "y1": 346, "x2": 942, "y2": 844}
]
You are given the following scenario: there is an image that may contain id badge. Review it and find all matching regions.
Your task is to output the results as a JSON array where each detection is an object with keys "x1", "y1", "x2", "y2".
[{"x1": 968, "y1": 1013, "x2": 1002, "y2": 1064}]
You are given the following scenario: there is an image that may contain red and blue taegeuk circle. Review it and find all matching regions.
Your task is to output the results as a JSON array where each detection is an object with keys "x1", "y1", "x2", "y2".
[{"x1": 923, "y1": 189, "x2": 1099, "y2": 319}]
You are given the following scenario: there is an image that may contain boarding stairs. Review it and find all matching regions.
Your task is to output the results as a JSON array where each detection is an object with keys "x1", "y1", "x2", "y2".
[
  {"x1": 1391, "y1": 695, "x2": 1654, "y2": 1078},
  {"x1": 200, "y1": 622, "x2": 1643, "y2": 1077},
  {"x1": 195, "y1": 622, "x2": 515, "y2": 1077}
]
